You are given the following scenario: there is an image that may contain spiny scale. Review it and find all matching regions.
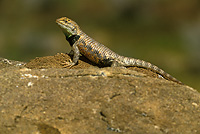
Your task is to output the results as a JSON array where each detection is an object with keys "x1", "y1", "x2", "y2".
[{"x1": 56, "y1": 17, "x2": 183, "y2": 85}]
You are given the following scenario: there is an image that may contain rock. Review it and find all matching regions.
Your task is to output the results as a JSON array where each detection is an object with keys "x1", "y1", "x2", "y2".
[{"x1": 0, "y1": 54, "x2": 199, "y2": 134}]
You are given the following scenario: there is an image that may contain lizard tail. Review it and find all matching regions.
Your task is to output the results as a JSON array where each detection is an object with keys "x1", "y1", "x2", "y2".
[{"x1": 118, "y1": 56, "x2": 183, "y2": 85}]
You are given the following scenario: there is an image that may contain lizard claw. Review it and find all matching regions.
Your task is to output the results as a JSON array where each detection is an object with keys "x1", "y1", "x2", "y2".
[{"x1": 61, "y1": 59, "x2": 75, "y2": 68}]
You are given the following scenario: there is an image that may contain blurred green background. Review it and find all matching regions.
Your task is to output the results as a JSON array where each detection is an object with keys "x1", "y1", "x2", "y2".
[{"x1": 0, "y1": 0, "x2": 200, "y2": 90}]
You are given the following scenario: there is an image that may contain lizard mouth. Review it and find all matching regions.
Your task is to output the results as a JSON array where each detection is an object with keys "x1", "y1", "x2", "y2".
[
  {"x1": 56, "y1": 19, "x2": 63, "y2": 25},
  {"x1": 56, "y1": 20, "x2": 68, "y2": 30},
  {"x1": 56, "y1": 18, "x2": 66, "y2": 26},
  {"x1": 56, "y1": 21, "x2": 62, "y2": 27}
]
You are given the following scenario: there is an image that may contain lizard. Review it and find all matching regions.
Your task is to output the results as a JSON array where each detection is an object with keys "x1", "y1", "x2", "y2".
[{"x1": 56, "y1": 17, "x2": 183, "y2": 85}]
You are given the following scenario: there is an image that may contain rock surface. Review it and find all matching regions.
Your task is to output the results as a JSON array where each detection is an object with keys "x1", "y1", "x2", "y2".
[{"x1": 0, "y1": 54, "x2": 200, "y2": 134}]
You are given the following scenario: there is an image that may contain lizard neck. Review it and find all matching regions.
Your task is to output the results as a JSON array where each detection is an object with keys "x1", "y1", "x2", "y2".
[{"x1": 66, "y1": 35, "x2": 80, "y2": 46}]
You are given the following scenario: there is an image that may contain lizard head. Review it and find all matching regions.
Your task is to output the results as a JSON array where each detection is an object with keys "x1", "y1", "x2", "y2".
[{"x1": 56, "y1": 17, "x2": 81, "y2": 39}]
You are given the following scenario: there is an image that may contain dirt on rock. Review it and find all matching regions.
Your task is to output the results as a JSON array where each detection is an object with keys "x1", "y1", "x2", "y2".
[
  {"x1": 0, "y1": 54, "x2": 199, "y2": 134},
  {"x1": 25, "y1": 53, "x2": 163, "y2": 79}
]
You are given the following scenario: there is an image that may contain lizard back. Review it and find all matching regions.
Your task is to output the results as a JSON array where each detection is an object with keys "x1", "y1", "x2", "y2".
[{"x1": 77, "y1": 32, "x2": 120, "y2": 66}]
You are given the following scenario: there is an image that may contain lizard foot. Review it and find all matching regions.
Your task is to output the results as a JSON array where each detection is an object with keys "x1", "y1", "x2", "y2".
[{"x1": 61, "y1": 59, "x2": 75, "y2": 68}]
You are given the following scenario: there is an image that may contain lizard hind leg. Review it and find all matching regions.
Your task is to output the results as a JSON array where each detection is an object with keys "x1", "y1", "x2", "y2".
[{"x1": 111, "y1": 60, "x2": 125, "y2": 67}]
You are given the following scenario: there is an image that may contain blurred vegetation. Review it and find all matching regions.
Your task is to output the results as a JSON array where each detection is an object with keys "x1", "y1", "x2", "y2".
[{"x1": 0, "y1": 0, "x2": 200, "y2": 90}]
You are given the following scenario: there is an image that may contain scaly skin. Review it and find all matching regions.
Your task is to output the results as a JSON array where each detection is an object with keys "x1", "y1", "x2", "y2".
[{"x1": 56, "y1": 17, "x2": 183, "y2": 84}]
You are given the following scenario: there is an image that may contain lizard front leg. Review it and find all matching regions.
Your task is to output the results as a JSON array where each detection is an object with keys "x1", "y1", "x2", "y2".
[{"x1": 62, "y1": 41, "x2": 80, "y2": 68}]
